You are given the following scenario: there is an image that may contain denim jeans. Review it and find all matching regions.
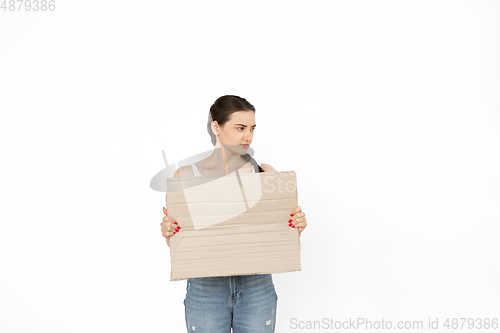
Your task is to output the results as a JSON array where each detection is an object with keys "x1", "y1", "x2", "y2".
[{"x1": 184, "y1": 274, "x2": 278, "y2": 332}]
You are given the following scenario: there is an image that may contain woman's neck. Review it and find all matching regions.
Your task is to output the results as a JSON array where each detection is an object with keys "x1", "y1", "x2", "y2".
[{"x1": 206, "y1": 146, "x2": 247, "y2": 173}]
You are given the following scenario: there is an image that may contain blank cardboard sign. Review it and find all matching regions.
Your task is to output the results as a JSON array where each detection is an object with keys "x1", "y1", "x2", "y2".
[{"x1": 166, "y1": 170, "x2": 301, "y2": 281}]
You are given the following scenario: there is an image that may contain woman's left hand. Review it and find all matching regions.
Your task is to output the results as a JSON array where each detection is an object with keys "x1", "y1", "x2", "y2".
[{"x1": 288, "y1": 206, "x2": 307, "y2": 234}]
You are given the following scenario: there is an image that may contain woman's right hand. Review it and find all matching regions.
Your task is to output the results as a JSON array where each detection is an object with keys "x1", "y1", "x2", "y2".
[{"x1": 161, "y1": 207, "x2": 180, "y2": 239}]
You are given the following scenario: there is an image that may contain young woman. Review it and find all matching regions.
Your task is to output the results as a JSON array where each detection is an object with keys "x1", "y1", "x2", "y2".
[{"x1": 160, "y1": 95, "x2": 308, "y2": 332}]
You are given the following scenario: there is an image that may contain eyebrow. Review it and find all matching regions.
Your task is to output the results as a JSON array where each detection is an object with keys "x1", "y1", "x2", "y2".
[{"x1": 235, "y1": 124, "x2": 256, "y2": 127}]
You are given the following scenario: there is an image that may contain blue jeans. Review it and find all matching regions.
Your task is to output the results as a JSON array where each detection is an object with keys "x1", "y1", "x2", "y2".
[{"x1": 184, "y1": 274, "x2": 278, "y2": 332}]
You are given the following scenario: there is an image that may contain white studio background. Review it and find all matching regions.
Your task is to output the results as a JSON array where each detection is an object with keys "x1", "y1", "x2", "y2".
[{"x1": 1, "y1": 1, "x2": 499, "y2": 332}]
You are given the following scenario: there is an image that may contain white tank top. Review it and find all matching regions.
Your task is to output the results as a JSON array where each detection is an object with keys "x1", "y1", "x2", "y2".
[{"x1": 190, "y1": 158, "x2": 261, "y2": 177}]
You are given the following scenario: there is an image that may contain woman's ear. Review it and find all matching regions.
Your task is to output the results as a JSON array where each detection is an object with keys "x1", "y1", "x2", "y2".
[{"x1": 212, "y1": 121, "x2": 221, "y2": 136}]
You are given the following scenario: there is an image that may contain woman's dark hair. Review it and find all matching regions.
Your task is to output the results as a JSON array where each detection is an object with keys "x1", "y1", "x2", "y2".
[{"x1": 207, "y1": 95, "x2": 264, "y2": 173}]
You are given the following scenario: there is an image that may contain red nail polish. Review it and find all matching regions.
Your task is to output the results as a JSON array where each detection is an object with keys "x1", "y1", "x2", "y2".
[
  {"x1": 288, "y1": 219, "x2": 292, "y2": 223},
  {"x1": 290, "y1": 213, "x2": 294, "y2": 217},
  {"x1": 174, "y1": 222, "x2": 178, "y2": 225},
  {"x1": 176, "y1": 227, "x2": 180, "y2": 230},
  {"x1": 292, "y1": 225, "x2": 295, "y2": 228}
]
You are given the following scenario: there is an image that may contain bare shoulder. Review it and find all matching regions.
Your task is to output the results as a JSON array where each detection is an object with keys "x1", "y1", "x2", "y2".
[
  {"x1": 260, "y1": 163, "x2": 277, "y2": 172},
  {"x1": 173, "y1": 165, "x2": 194, "y2": 178}
]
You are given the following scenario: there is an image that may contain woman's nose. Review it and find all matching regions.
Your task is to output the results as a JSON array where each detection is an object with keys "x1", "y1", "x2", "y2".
[{"x1": 244, "y1": 131, "x2": 252, "y2": 140}]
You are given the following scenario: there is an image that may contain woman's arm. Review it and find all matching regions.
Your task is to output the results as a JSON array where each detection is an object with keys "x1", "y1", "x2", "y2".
[{"x1": 260, "y1": 163, "x2": 276, "y2": 172}]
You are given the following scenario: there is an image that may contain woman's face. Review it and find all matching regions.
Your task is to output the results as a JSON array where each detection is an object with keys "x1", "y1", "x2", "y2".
[{"x1": 216, "y1": 111, "x2": 256, "y2": 154}]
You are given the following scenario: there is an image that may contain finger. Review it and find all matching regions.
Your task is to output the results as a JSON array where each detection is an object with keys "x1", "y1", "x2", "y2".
[
  {"x1": 163, "y1": 216, "x2": 178, "y2": 224},
  {"x1": 288, "y1": 206, "x2": 302, "y2": 226},
  {"x1": 164, "y1": 224, "x2": 178, "y2": 232},
  {"x1": 163, "y1": 228, "x2": 178, "y2": 238},
  {"x1": 161, "y1": 222, "x2": 180, "y2": 234},
  {"x1": 290, "y1": 214, "x2": 304, "y2": 224},
  {"x1": 161, "y1": 223, "x2": 179, "y2": 232},
  {"x1": 170, "y1": 223, "x2": 181, "y2": 232},
  {"x1": 290, "y1": 216, "x2": 306, "y2": 228},
  {"x1": 295, "y1": 211, "x2": 306, "y2": 223},
  {"x1": 290, "y1": 206, "x2": 302, "y2": 217},
  {"x1": 294, "y1": 221, "x2": 307, "y2": 229}
]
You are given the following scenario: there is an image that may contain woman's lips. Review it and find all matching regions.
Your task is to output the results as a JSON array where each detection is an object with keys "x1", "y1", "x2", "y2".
[{"x1": 241, "y1": 144, "x2": 249, "y2": 147}]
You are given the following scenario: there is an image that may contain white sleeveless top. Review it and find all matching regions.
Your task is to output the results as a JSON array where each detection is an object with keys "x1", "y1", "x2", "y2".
[{"x1": 190, "y1": 158, "x2": 261, "y2": 177}]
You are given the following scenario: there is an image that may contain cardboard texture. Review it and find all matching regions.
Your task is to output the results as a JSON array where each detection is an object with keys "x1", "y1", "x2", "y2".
[{"x1": 166, "y1": 170, "x2": 301, "y2": 281}]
